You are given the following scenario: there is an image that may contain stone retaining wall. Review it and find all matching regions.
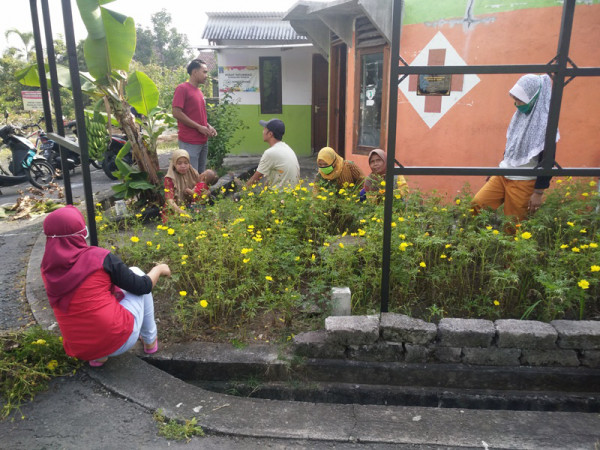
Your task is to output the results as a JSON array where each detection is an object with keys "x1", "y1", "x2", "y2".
[{"x1": 293, "y1": 314, "x2": 600, "y2": 368}]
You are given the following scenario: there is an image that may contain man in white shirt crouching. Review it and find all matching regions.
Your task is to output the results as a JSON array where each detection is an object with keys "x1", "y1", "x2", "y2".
[{"x1": 246, "y1": 119, "x2": 300, "y2": 189}]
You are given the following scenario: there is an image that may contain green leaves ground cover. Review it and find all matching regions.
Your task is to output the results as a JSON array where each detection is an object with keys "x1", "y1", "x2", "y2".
[{"x1": 99, "y1": 177, "x2": 600, "y2": 335}]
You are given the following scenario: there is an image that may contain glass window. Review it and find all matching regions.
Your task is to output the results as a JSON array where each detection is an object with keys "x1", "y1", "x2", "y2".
[
  {"x1": 358, "y1": 51, "x2": 384, "y2": 149},
  {"x1": 259, "y1": 57, "x2": 282, "y2": 114}
]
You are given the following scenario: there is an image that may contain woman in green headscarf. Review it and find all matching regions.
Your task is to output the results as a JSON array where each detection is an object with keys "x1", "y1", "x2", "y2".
[{"x1": 314, "y1": 147, "x2": 365, "y2": 193}]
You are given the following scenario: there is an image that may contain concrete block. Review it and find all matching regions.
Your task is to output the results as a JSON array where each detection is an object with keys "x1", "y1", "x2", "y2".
[
  {"x1": 325, "y1": 315, "x2": 380, "y2": 346},
  {"x1": 293, "y1": 330, "x2": 346, "y2": 359},
  {"x1": 347, "y1": 341, "x2": 404, "y2": 362},
  {"x1": 433, "y1": 346, "x2": 462, "y2": 363},
  {"x1": 404, "y1": 344, "x2": 431, "y2": 363},
  {"x1": 551, "y1": 320, "x2": 600, "y2": 350},
  {"x1": 437, "y1": 318, "x2": 495, "y2": 348},
  {"x1": 330, "y1": 287, "x2": 351, "y2": 316},
  {"x1": 380, "y1": 313, "x2": 437, "y2": 345},
  {"x1": 521, "y1": 349, "x2": 580, "y2": 367},
  {"x1": 495, "y1": 319, "x2": 557, "y2": 349},
  {"x1": 462, "y1": 347, "x2": 521, "y2": 366},
  {"x1": 580, "y1": 350, "x2": 600, "y2": 368}
]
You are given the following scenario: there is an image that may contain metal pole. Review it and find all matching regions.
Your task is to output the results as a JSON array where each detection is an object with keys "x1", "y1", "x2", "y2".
[
  {"x1": 540, "y1": 0, "x2": 575, "y2": 171},
  {"x1": 380, "y1": 0, "x2": 403, "y2": 313},
  {"x1": 41, "y1": 0, "x2": 73, "y2": 205},
  {"x1": 29, "y1": 0, "x2": 53, "y2": 128},
  {"x1": 61, "y1": 0, "x2": 98, "y2": 246}
]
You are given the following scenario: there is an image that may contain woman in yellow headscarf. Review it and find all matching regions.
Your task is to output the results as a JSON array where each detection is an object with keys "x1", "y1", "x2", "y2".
[{"x1": 314, "y1": 147, "x2": 365, "y2": 193}]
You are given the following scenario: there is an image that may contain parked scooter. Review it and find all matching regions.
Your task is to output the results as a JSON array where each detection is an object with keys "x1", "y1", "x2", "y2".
[
  {"x1": 37, "y1": 127, "x2": 87, "y2": 179},
  {"x1": 0, "y1": 112, "x2": 55, "y2": 190},
  {"x1": 65, "y1": 120, "x2": 129, "y2": 180}
]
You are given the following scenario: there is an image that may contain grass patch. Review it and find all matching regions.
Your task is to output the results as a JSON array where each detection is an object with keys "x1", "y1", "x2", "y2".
[
  {"x1": 153, "y1": 409, "x2": 204, "y2": 442},
  {"x1": 0, "y1": 327, "x2": 81, "y2": 420}
]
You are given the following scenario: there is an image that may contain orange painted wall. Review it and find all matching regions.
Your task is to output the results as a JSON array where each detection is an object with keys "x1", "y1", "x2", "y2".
[{"x1": 344, "y1": 5, "x2": 600, "y2": 198}]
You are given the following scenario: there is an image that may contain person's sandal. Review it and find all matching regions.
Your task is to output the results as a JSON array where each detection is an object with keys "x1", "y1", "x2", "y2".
[
  {"x1": 89, "y1": 357, "x2": 108, "y2": 367},
  {"x1": 143, "y1": 339, "x2": 158, "y2": 354}
]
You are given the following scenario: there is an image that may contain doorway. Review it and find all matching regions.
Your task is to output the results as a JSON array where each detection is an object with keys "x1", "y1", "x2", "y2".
[
  {"x1": 311, "y1": 53, "x2": 329, "y2": 154},
  {"x1": 329, "y1": 42, "x2": 347, "y2": 158}
]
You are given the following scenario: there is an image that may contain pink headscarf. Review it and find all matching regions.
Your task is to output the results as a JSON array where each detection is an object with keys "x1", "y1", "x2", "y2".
[{"x1": 41, "y1": 206, "x2": 111, "y2": 312}]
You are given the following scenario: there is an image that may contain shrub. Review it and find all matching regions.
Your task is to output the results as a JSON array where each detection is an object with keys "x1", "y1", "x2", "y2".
[{"x1": 98, "y1": 177, "x2": 600, "y2": 333}]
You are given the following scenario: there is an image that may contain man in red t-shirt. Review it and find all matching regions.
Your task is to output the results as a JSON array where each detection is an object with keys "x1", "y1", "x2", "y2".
[{"x1": 172, "y1": 59, "x2": 218, "y2": 172}]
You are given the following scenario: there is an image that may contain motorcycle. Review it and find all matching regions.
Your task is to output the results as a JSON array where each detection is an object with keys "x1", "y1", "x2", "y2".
[
  {"x1": 0, "y1": 113, "x2": 55, "y2": 190},
  {"x1": 64, "y1": 120, "x2": 129, "y2": 181},
  {"x1": 36, "y1": 126, "x2": 86, "y2": 179}
]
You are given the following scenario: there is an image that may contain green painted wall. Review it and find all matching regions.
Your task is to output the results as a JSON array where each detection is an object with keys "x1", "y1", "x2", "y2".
[
  {"x1": 228, "y1": 104, "x2": 312, "y2": 156},
  {"x1": 403, "y1": 0, "x2": 600, "y2": 25}
]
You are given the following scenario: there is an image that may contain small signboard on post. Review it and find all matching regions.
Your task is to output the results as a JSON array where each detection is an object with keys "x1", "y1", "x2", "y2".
[{"x1": 21, "y1": 90, "x2": 50, "y2": 111}]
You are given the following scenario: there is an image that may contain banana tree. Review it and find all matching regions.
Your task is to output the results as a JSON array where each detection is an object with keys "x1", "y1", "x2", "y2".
[{"x1": 76, "y1": 0, "x2": 160, "y2": 185}]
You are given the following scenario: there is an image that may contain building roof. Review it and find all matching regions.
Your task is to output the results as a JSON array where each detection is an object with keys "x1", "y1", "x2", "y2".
[{"x1": 202, "y1": 11, "x2": 308, "y2": 42}]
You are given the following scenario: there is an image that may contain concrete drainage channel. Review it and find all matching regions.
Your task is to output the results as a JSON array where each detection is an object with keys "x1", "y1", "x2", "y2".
[{"x1": 145, "y1": 342, "x2": 600, "y2": 414}]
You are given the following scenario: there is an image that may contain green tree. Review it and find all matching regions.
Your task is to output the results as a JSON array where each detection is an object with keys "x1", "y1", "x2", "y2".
[
  {"x1": 134, "y1": 10, "x2": 190, "y2": 68},
  {"x1": 4, "y1": 29, "x2": 35, "y2": 62}
]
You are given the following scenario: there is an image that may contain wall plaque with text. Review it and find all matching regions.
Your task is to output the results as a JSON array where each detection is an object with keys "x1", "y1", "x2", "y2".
[{"x1": 416, "y1": 74, "x2": 452, "y2": 96}]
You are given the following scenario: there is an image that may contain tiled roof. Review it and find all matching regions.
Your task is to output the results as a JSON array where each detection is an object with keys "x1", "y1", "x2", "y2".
[{"x1": 202, "y1": 12, "x2": 307, "y2": 42}]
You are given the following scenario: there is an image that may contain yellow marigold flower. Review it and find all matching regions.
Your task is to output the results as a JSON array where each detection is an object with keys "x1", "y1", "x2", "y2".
[
  {"x1": 339, "y1": 243, "x2": 345, "y2": 249},
  {"x1": 556, "y1": 179, "x2": 563, "y2": 183},
  {"x1": 358, "y1": 247, "x2": 364, "y2": 252},
  {"x1": 164, "y1": 188, "x2": 170, "y2": 192},
  {"x1": 199, "y1": 300, "x2": 208, "y2": 308},
  {"x1": 578, "y1": 279, "x2": 590, "y2": 290},
  {"x1": 360, "y1": 219, "x2": 367, "y2": 223},
  {"x1": 581, "y1": 244, "x2": 589, "y2": 249},
  {"x1": 167, "y1": 228, "x2": 175, "y2": 235},
  {"x1": 521, "y1": 232, "x2": 532, "y2": 240},
  {"x1": 445, "y1": 244, "x2": 452, "y2": 248},
  {"x1": 32, "y1": 339, "x2": 47, "y2": 345},
  {"x1": 181, "y1": 261, "x2": 187, "y2": 265},
  {"x1": 179, "y1": 291, "x2": 187, "y2": 297},
  {"x1": 323, "y1": 242, "x2": 330, "y2": 247},
  {"x1": 399, "y1": 234, "x2": 406, "y2": 240},
  {"x1": 358, "y1": 229, "x2": 366, "y2": 236},
  {"x1": 582, "y1": 192, "x2": 589, "y2": 197},
  {"x1": 492, "y1": 230, "x2": 499, "y2": 235},
  {"x1": 156, "y1": 244, "x2": 161, "y2": 250},
  {"x1": 493, "y1": 300, "x2": 500, "y2": 306},
  {"x1": 311, "y1": 254, "x2": 316, "y2": 261},
  {"x1": 580, "y1": 229, "x2": 587, "y2": 234},
  {"x1": 265, "y1": 276, "x2": 273, "y2": 282},
  {"x1": 243, "y1": 258, "x2": 250, "y2": 264},
  {"x1": 181, "y1": 255, "x2": 188, "y2": 260},
  {"x1": 46, "y1": 360, "x2": 58, "y2": 371},
  {"x1": 130, "y1": 236, "x2": 140, "y2": 243},
  {"x1": 146, "y1": 241, "x2": 152, "y2": 246},
  {"x1": 419, "y1": 262, "x2": 426, "y2": 268},
  {"x1": 590, "y1": 243, "x2": 598, "y2": 248},
  {"x1": 338, "y1": 188, "x2": 346, "y2": 195},
  {"x1": 135, "y1": 213, "x2": 142, "y2": 218},
  {"x1": 567, "y1": 221, "x2": 575, "y2": 227},
  {"x1": 294, "y1": 256, "x2": 300, "y2": 261},
  {"x1": 379, "y1": 180, "x2": 386, "y2": 187},
  {"x1": 95, "y1": 215, "x2": 103, "y2": 222},
  {"x1": 572, "y1": 247, "x2": 580, "y2": 253},
  {"x1": 399, "y1": 242, "x2": 408, "y2": 251},
  {"x1": 590, "y1": 265, "x2": 600, "y2": 272},
  {"x1": 398, "y1": 217, "x2": 405, "y2": 222},
  {"x1": 560, "y1": 244, "x2": 569, "y2": 249},
  {"x1": 455, "y1": 199, "x2": 461, "y2": 205},
  {"x1": 222, "y1": 233, "x2": 229, "y2": 238},
  {"x1": 486, "y1": 225, "x2": 492, "y2": 230},
  {"x1": 241, "y1": 248, "x2": 253, "y2": 254},
  {"x1": 391, "y1": 222, "x2": 396, "y2": 228},
  {"x1": 440, "y1": 254, "x2": 447, "y2": 259},
  {"x1": 178, "y1": 243, "x2": 184, "y2": 248}
]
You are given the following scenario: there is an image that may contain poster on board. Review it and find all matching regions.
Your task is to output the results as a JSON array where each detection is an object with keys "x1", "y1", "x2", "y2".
[
  {"x1": 21, "y1": 91, "x2": 50, "y2": 111},
  {"x1": 218, "y1": 66, "x2": 259, "y2": 93}
]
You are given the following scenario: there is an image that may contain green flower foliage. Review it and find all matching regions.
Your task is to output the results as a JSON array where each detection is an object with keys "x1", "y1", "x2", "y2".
[
  {"x1": 98, "y1": 177, "x2": 600, "y2": 333},
  {"x1": 0, "y1": 327, "x2": 81, "y2": 420}
]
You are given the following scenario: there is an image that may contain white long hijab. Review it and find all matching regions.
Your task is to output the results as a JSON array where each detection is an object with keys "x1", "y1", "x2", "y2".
[{"x1": 504, "y1": 74, "x2": 559, "y2": 166}]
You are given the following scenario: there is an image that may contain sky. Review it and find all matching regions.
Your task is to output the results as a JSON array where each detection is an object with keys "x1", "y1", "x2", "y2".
[{"x1": 0, "y1": 0, "x2": 301, "y2": 54}]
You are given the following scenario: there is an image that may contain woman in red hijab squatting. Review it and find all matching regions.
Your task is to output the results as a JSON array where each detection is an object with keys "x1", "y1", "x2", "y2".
[{"x1": 41, "y1": 206, "x2": 171, "y2": 367}]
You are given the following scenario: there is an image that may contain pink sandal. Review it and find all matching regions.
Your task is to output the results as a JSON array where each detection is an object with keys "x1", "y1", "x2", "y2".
[
  {"x1": 144, "y1": 339, "x2": 158, "y2": 354},
  {"x1": 89, "y1": 357, "x2": 108, "y2": 367}
]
